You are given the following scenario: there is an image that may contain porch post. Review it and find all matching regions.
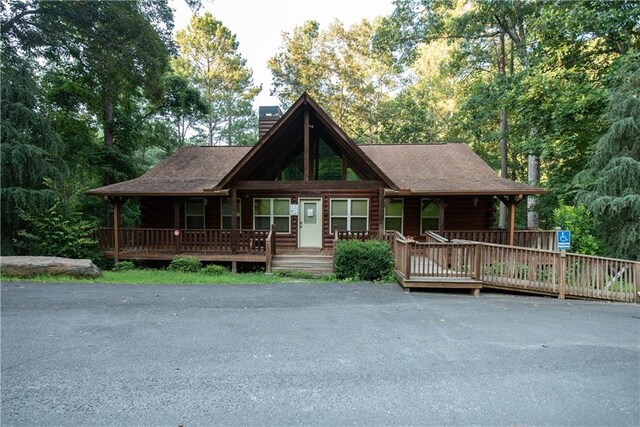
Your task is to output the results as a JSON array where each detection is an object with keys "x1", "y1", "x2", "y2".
[
  {"x1": 231, "y1": 188, "x2": 237, "y2": 254},
  {"x1": 508, "y1": 200, "x2": 516, "y2": 246},
  {"x1": 435, "y1": 199, "x2": 448, "y2": 235},
  {"x1": 172, "y1": 199, "x2": 183, "y2": 254},
  {"x1": 378, "y1": 188, "x2": 385, "y2": 237},
  {"x1": 497, "y1": 195, "x2": 525, "y2": 246},
  {"x1": 112, "y1": 198, "x2": 121, "y2": 263}
]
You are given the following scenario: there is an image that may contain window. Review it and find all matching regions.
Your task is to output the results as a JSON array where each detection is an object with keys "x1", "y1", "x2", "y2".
[
  {"x1": 253, "y1": 198, "x2": 291, "y2": 233},
  {"x1": 384, "y1": 199, "x2": 403, "y2": 232},
  {"x1": 421, "y1": 200, "x2": 440, "y2": 233},
  {"x1": 221, "y1": 198, "x2": 241, "y2": 229},
  {"x1": 330, "y1": 199, "x2": 368, "y2": 231},
  {"x1": 185, "y1": 199, "x2": 205, "y2": 229}
]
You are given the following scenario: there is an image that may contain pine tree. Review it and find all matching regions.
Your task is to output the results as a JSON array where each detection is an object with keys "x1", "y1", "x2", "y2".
[
  {"x1": 174, "y1": 13, "x2": 260, "y2": 146},
  {"x1": 576, "y1": 51, "x2": 640, "y2": 260},
  {"x1": 0, "y1": 49, "x2": 66, "y2": 254}
]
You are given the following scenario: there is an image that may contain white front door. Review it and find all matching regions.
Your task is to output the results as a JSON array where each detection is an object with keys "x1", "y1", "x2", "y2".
[{"x1": 298, "y1": 198, "x2": 322, "y2": 248}]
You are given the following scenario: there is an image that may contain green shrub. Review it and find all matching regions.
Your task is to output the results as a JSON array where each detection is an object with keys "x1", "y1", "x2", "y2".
[
  {"x1": 168, "y1": 256, "x2": 201, "y2": 273},
  {"x1": 15, "y1": 201, "x2": 101, "y2": 261},
  {"x1": 553, "y1": 203, "x2": 601, "y2": 255},
  {"x1": 113, "y1": 261, "x2": 136, "y2": 271},
  {"x1": 334, "y1": 239, "x2": 393, "y2": 281},
  {"x1": 201, "y1": 264, "x2": 228, "y2": 275}
]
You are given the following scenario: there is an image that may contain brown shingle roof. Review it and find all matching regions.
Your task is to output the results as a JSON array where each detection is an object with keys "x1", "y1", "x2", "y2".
[
  {"x1": 86, "y1": 146, "x2": 250, "y2": 196},
  {"x1": 87, "y1": 143, "x2": 543, "y2": 196},
  {"x1": 360, "y1": 143, "x2": 543, "y2": 195}
]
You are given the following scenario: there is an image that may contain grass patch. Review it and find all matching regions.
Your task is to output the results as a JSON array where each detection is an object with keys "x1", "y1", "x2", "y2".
[{"x1": 0, "y1": 269, "x2": 300, "y2": 285}]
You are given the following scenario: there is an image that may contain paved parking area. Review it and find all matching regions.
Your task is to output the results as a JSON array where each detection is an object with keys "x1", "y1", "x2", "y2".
[{"x1": 2, "y1": 281, "x2": 639, "y2": 426}]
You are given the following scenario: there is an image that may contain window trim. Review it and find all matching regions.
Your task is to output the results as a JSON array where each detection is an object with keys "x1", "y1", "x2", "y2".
[
  {"x1": 185, "y1": 198, "x2": 206, "y2": 230},
  {"x1": 420, "y1": 198, "x2": 440, "y2": 234},
  {"x1": 330, "y1": 198, "x2": 369, "y2": 231},
  {"x1": 220, "y1": 198, "x2": 241, "y2": 230},
  {"x1": 252, "y1": 198, "x2": 292, "y2": 234},
  {"x1": 384, "y1": 198, "x2": 404, "y2": 233}
]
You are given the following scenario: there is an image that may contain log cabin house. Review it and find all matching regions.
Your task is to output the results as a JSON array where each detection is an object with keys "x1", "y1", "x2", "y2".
[{"x1": 87, "y1": 93, "x2": 545, "y2": 272}]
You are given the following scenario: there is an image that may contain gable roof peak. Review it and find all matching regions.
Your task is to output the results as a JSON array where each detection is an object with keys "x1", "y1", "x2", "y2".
[{"x1": 214, "y1": 92, "x2": 398, "y2": 190}]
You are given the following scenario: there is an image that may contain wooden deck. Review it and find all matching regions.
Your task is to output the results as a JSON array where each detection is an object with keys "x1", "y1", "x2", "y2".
[
  {"x1": 392, "y1": 233, "x2": 640, "y2": 302},
  {"x1": 103, "y1": 250, "x2": 266, "y2": 263}
]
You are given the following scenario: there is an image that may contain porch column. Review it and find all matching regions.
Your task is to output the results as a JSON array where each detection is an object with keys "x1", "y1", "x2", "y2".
[
  {"x1": 378, "y1": 188, "x2": 385, "y2": 237},
  {"x1": 497, "y1": 195, "x2": 525, "y2": 246},
  {"x1": 108, "y1": 197, "x2": 125, "y2": 263},
  {"x1": 171, "y1": 198, "x2": 184, "y2": 254},
  {"x1": 435, "y1": 199, "x2": 448, "y2": 234},
  {"x1": 231, "y1": 188, "x2": 237, "y2": 255}
]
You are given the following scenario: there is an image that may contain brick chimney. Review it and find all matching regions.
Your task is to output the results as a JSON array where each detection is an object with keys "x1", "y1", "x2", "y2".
[{"x1": 259, "y1": 106, "x2": 282, "y2": 139}]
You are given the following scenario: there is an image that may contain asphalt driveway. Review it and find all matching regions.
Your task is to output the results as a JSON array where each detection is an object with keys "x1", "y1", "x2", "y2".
[{"x1": 1, "y1": 282, "x2": 639, "y2": 426}]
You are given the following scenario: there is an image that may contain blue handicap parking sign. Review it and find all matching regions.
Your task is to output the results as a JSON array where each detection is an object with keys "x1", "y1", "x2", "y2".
[{"x1": 557, "y1": 230, "x2": 571, "y2": 250}]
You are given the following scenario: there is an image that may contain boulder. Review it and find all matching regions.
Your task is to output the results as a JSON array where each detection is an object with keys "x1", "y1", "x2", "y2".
[{"x1": 0, "y1": 256, "x2": 101, "y2": 278}]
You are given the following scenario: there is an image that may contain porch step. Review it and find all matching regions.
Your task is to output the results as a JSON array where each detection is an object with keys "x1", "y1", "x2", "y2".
[{"x1": 271, "y1": 254, "x2": 334, "y2": 275}]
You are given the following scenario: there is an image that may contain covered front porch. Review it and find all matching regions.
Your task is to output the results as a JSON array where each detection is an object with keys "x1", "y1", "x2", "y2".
[{"x1": 95, "y1": 225, "x2": 277, "y2": 272}]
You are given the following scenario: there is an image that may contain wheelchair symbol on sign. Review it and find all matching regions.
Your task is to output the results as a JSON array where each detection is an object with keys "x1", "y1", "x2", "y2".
[{"x1": 559, "y1": 233, "x2": 569, "y2": 242}]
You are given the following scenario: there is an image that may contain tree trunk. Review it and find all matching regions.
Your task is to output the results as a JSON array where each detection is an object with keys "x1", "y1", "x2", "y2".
[
  {"x1": 498, "y1": 32, "x2": 509, "y2": 229},
  {"x1": 208, "y1": 117, "x2": 214, "y2": 146},
  {"x1": 104, "y1": 95, "x2": 114, "y2": 149},
  {"x1": 103, "y1": 94, "x2": 115, "y2": 186},
  {"x1": 527, "y1": 154, "x2": 540, "y2": 229}
]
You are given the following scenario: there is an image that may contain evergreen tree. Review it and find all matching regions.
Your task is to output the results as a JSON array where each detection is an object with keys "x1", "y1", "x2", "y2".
[
  {"x1": 0, "y1": 48, "x2": 66, "y2": 254},
  {"x1": 174, "y1": 13, "x2": 260, "y2": 146},
  {"x1": 575, "y1": 51, "x2": 640, "y2": 260}
]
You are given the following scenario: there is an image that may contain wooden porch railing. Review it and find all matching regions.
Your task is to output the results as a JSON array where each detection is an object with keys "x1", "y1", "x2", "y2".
[
  {"x1": 393, "y1": 235, "x2": 640, "y2": 303},
  {"x1": 441, "y1": 230, "x2": 556, "y2": 250},
  {"x1": 334, "y1": 229, "x2": 396, "y2": 246},
  {"x1": 94, "y1": 228, "x2": 272, "y2": 255},
  {"x1": 395, "y1": 237, "x2": 480, "y2": 281},
  {"x1": 265, "y1": 224, "x2": 276, "y2": 273}
]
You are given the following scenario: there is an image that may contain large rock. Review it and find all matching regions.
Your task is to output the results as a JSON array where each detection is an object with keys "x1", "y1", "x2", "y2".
[{"x1": 0, "y1": 256, "x2": 101, "y2": 278}]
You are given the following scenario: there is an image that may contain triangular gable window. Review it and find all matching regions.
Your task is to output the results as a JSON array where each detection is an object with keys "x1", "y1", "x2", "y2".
[
  {"x1": 277, "y1": 136, "x2": 362, "y2": 181},
  {"x1": 214, "y1": 93, "x2": 396, "y2": 190}
]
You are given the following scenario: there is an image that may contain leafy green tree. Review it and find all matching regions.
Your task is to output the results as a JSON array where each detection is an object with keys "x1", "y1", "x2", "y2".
[
  {"x1": 32, "y1": 0, "x2": 173, "y2": 183},
  {"x1": 174, "y1": 13, "x2": 260, "y2": 146},
  {"x1": 161, "y1": 73, "x2": 210, "y2": 147},
  {"x1": 575, "y1": 51, "x2": 640, "y2": 260},
  {"x1": 552, "y1": 203, "x2": 601, "y2": 255},
  {"x1": 269, "y1": 19, "x2": 401, "y2": 142},
  {"x1": 377, "y1": 40, "x2": 458, "y2": 143},
  {"x1": 0, "y1": 49, "x2": 66, "y2": 254}
]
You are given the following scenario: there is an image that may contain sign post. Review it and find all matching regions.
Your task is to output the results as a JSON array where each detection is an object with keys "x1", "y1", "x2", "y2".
[{"x1": 556, "y1": 228, "x2": 570, "y2": 300}]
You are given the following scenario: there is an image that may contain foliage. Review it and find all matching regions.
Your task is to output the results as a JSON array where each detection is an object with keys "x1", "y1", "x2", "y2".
[
  {"x1": 168, "y1": 256, "x2": 202, "y2": 273},
  {"x1": 161, "y1": 73, "x2": 210, "y2": 147},
  {"x1": 0, "y1": 47, "x2": 66, "y2": 254},
  {"x1": 15, "y1": 200, "x2": 101, "y2": 261},
  {"x1": 201, "y1": 264, "x2": 228, "y2": 276},
  {"x1": 575, "y1": 50, "x2": 640, "y2": 261},
  {"x1": 269, "y1": 19, "x2": 401, "y2": 142},
  {"x1": 113, "y1": 261, "x2": 136, "y2": 272},
  {"x1": 33, "y1": 1, "x2": 172, "y2": 158},
  {"x1": 334, "y1": 239, "x2": 394, "y2": 281},
  {"x1": 375, "y1": 0, "x2": 640, "y2": 232},
  {"x1": 552, "y1": 203, "x2": 601, "y2": 256},
  {"x1": 174, "y1": 12, "x2": 260, "y2": 146}
]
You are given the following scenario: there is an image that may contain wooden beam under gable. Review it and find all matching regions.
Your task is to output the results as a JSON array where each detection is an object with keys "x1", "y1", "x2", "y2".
[{"x1": 304, "y1": 106, "x2": 310, "y2": 181}]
